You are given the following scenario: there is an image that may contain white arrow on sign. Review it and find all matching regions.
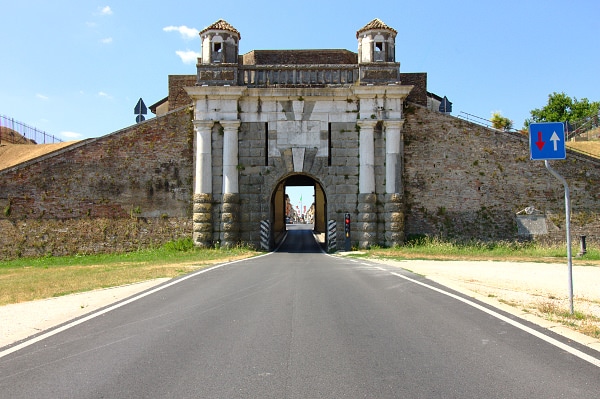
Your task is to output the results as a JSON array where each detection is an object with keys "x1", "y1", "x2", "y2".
[{"x1": 550, "y1": 131, "x2": 561, "y2": 151}]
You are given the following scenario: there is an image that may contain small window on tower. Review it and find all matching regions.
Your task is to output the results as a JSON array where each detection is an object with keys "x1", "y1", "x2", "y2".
[
  {"x1": 214, "y1": 43, "x2": 222, "y2": 52},
  {"x1": 375, "y1": 42, "x2": 383, "y2": 52}
]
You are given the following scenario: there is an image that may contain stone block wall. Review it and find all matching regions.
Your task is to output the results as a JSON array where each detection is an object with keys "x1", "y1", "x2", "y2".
[
  {"x1": 238, "y1": 122, "x2": 270, "y2": 245},
  {"x1": 321, "y1": 122, "x2": 361, "y2": 246}
]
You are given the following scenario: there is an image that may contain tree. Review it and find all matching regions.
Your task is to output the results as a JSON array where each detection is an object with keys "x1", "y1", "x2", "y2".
[
  {"x1": 490, "y1": 112, "x2": 513, "y2": 131},
  {"x1": 526, "y1": 92, "x2": 600, "y2": 126}
]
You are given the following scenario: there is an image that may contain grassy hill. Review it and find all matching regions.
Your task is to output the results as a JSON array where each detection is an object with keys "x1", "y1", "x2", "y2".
[{"x1": 567, "y1": 141, "x2": 600, "y2": 158}]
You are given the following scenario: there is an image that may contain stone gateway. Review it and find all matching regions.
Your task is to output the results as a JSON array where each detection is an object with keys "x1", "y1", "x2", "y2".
[
  {"x1": 188, "y1": 19, "x2": 412, "y2": 250},
  {"x1": 1, "y1": 19, "x2": 600, "y2": 259}
]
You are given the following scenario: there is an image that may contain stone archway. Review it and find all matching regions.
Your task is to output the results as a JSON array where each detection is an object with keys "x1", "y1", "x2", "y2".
[{"x1": 270, "y1": 173, "x2": 327, "y2": 248}]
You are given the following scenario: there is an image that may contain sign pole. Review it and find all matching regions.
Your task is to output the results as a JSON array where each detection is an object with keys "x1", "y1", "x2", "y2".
[
  {"x1": 529, "y1": 122, "x2": 573, "y2": 315},
  {"x1": 544, "y1": 160, "x2": 574, "y2": 315}
]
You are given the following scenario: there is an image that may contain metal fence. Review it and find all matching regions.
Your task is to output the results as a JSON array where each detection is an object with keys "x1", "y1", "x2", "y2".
[
  {"x1": 565, "y1": 115, "x2": 600, "y2": 140},
  {"x1": 0, "y1": 115, "x2": 62, "y2": 144}
]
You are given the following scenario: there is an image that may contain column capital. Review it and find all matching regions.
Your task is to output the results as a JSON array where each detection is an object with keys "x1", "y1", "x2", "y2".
[
  {"x1": 357, "y1": 119, "x2": 378, "y2": 130},
  {"x1": 219, "y1": 120, "x2": 241, "y2": 131},
  {"x1": 193, "y1": 120, "x2": 215, "y2": 130},
  {"x1": 384, "y1": 119, "x2": 404, "y2": 130}
]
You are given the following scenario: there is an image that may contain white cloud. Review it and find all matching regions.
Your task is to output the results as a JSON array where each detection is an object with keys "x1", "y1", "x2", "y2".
[
  {"x1": 61, "y1": 131, "x2": 83, "y2": 139},
  {"x1": 163, "y1": 25, "x2": 199, "y2": 40},
  {"x1": 98, "y1": 91, "x2": 113, "y2": 99},
  {"x1": 100, "y1": 37, "x2": 113, "y2": 44},
  {"x1": 99, "y1": 6, "x2": 112, "y2": 16},
  {"x1": 175, "y1": 50, "x2": 200, "y2": 64},
  {"x1": 36, "y1": 93, "x2": 49, "y2": 100}
]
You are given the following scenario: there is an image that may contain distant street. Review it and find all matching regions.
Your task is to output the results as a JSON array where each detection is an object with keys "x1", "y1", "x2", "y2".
[{"x1": 1, "y1": 229, "x2": 599, "y2": 398}]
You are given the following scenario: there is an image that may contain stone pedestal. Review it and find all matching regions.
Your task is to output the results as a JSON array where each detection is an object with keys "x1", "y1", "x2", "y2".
[
  {"x1": 357, "y1": 193, "x2": 377, "y2": 249},
  {"x1": 193, "y1": 193, "x2": 213, "y2": 247},
  {"x1": 384, "y1": 193, "x2": 404, "y2": 247},
  {"x1": 220, "y1": 193, "x2": 240, "y2": 248}
]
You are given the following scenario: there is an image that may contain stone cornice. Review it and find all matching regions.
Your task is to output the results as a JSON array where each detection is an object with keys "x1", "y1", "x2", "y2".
[
  {"x1": 185, "y1": 86, "x2": 246, "y2": 99},
  {"x1": 352, "y1": 85, "x2": 413, "y2": 99}
]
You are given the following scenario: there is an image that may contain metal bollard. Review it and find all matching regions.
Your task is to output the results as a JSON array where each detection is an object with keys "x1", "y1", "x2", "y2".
[{"x1": 577, "y1": 235, "x2": 587, "y2": 257}]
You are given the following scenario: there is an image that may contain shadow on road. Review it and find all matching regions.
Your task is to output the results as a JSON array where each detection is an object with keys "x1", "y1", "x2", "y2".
[{"x1": 276, "y1": 228, "x2": 325, "y2": 254}]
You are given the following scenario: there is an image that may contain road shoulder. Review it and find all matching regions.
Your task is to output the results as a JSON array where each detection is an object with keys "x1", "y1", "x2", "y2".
[{"x1": 368, "y1": 258, "x2": 600, "y2": 353}]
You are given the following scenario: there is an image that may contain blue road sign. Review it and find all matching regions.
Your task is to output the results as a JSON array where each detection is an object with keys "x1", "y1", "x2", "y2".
[
  {"x1": 529, "y1": 122, "x2": 566, "y2": 160},
  {"x1": 134, "y1": 98, "x2": 147, "y2": 115},
  {"x1": 134, "y1": 98, "x2": 147, "y2": 124}
]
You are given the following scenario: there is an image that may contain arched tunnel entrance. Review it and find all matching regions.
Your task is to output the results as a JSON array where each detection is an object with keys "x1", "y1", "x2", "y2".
[{"x1": 270, "y1": 174, "x2": 327, "y2": 249}]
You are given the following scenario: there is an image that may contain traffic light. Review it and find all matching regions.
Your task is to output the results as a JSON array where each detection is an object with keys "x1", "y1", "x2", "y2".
[{"x1": 344, "y1": 213, "x2": 351, "y2": 238}]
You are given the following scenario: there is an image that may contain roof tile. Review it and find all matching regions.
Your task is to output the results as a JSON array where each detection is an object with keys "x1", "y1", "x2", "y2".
[
  {"x1": 200, "y1": 19, "x2": 241, "y2": 39},
  {"x1": 356, "y1": 18, "x2": 397, "y2": 38}
]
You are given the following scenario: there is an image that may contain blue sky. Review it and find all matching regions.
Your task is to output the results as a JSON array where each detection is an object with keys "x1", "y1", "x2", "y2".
[{"x1": 0, "y1": 0, "x2": 598, "y2": 143}]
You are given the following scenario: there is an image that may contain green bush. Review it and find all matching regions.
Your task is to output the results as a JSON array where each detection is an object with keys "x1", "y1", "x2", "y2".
[{"x1": 162, "y1": 237, "x2": 195, "y2": 252}]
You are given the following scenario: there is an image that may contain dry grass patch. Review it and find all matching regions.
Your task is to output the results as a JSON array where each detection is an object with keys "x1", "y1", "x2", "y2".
[
  {"x1": 531, "y1": 298, "x2": 600, "y2": 339},
  {"x1": 567, "y1": 141, "x2": 600, "y2": 158},
  {"x1": 0, "y1": 245, "x2": 258, "y2": 306}
]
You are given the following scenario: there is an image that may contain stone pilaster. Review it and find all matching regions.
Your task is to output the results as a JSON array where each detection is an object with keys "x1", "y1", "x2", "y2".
[
  {"x1": 193, "y1": 121, "x2": 215, "y2": 247},
  {"x1": 194, "y1": 120, "x2": 214, "y2": 195},
  {"x1": 357, "y1": 120, "x2": 377, "y2": 248},
  {"x1": 384, "y1": 120, "x2": 404, "y2": 194},
  {"x1": 220, "y1": 120, "x2": 241, "y2": 248},
  {"x1": 358, "y1": 120, "x2": 377, "y2": 194},
  {"x1": 221, "y1": 120, "x2": 241, "y2": 194},
  {"x1": 193, "y1": 193, "x2": 213, "y2": 248}
]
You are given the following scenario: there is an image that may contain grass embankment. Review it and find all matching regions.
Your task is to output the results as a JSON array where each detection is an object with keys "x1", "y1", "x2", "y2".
[
  {"x1": 350, "y1": 236, "x2": 600, "y2": 264},
  {"x1": 567, "y1": 141, "x2": 600, "y2": 158},
  {"x1": 0, "y1": 238, "x2": 259, "y2": 306}
]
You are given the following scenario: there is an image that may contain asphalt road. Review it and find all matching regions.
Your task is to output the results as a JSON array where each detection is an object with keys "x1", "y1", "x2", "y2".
[{"x1": 1, "y1": 229, "x2": 599, "y2": 398}]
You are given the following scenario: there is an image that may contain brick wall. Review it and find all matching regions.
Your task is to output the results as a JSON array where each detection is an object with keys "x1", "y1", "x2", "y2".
[
  {"x1": 0, "y1": 218, "x2": 192, "y2": 259},
  {"x1": 400, "y1": 73, "x2": 427, "y2": 106},
  {"x1": 243, "y1": 50, "x2": 358, "y2": 65},
  {"x1": 403, "y1": 104, "x2": 600, "y2": 244},
  {"x1": 168, "y1": 75, "x2": 196, "y2": 111},
  {"x1": 0, "y1": 107, "x2": 195, "y2": 260}
]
